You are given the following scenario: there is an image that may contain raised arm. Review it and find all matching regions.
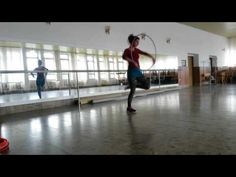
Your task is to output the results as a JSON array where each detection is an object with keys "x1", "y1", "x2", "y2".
[
  {"x1": 139, "y1": 50, "x2": 155, "y2": 64},
  {"x1": 31, "y1": 68, "x2": 37, "y2": 78},
  {"x1": 43, "y1": 67, "x2": 49, "y2": 77}
]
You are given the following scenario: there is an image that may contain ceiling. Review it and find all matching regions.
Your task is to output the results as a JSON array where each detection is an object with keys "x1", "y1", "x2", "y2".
[{"x1": 181, "y1": 22, "x2": 236, "y2": 38}]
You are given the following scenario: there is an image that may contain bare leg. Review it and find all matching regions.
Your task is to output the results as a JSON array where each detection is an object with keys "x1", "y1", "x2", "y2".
[{"x1": 127, "y1": 78, "x2": 137, "y2": 112}]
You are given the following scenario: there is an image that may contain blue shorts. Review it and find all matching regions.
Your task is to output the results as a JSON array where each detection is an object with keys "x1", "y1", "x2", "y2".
[
  {"x1": 36, "y1": 79, "x2": 45, "y2": 88},
  {"x1": 128, "y1": 68, "x2": 143, "y2": 79}
]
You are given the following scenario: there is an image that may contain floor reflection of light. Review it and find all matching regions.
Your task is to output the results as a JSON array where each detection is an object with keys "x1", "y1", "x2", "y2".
[
  {"x1": 48, "y1": 115, "x2": 60, "y2": 129},
  {"x1": 101, "y1": 107, "x2": 108, "y2": 117},
  {"x1": 90, "y1": 109, "x2": 97, "y2": 127},
  {"x1": 153, "y1": 93, "x2": 180, "y2": 109},
  {"x1": 225, "y1": 95, "x2": 236, "y2": 113},
  {"x1": 0, "y1": 125, "x2": 7, "y2": 137},
  {"x1": 63, "y1": 112, "x2": 72, "y2": 127},
  {"x1": 30, "y1": 119, "x2": 42, "y2": 133},
  {"x1": 111, "y1": 105, "x2": 116, "y2": 113},
  {"x1": 79, "y1": 112, "x2": 86, "y2": 130}
]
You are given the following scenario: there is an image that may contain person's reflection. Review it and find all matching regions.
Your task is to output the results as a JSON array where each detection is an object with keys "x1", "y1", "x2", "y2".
[
  {"x1": 126, "y1": 112, "x2": 153, "y2": 154},
  {"x1": 31, "y1": 60, "x2": 49, "y2": 99}
]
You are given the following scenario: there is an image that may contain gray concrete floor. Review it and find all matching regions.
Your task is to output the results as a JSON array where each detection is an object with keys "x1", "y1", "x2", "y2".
[{"x1": 1, "y1": 84, "x2": 236, "y2": 155}]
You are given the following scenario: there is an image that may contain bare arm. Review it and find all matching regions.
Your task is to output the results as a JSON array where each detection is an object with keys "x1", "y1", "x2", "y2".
[
  {"x1": 31, "y1": 68, "x2": 37, "y2": 78},
  {"x1": 139, "y1": 50, "x2": 155, "y2": 64},
  {"x1": 43, "y1": 67, "x2": 49, "y2": 77}
]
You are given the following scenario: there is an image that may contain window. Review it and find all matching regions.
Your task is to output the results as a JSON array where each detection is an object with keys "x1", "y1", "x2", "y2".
[
  {"x1": 0, "y1": 49, "x2": 4, "y2": 70},
  {"x1": 99, "y1": 55, "x2": 109, "y2": 81},
  {"x1": 87, "y1": 55, "x2": 98, "y2": 79},
  {"x1": 60, "y1": 53, "x2": 70, "y2": 70},
  {"x1": 61, "y1": 60, "x2": 69, "y2": 70},
  {"x1": 100, "y1": 72, "x2": 109, "y2": 80},
  {"x1": 139, "y1": 55, "x2": 178, "y2": 70},
  {"x1": 99, "y1": 56, "x2": 107, "y2": 70},
  {"x1": 1, "y1": 47, "x2": 25, "y2": 83},
  {"x1": 8, "y1": 48, "x2": 24, "y2": 83},
  {"x1": 88, "y1": 72, "x2": 95, "y2": 79},
  {"x1": 118, "y1": 57, "x2": 126, "y2": 70},
  {"x1": 26, "y1": 50, "x2": 38, "y2": 58},
  {"x1": 139, "y1": 56, "x2": 152, "y2": 70},
  {"x1": 44, "y1": 51, "x2": 56, "y2": 80},
  {"x1": 26, "y1": 49, "x2": 41, "y2": 71},
  {"x1": 87, "y1": 55, "x2": 98, "y2": 80},
  {"x1": 76, "y1": 54, "x2": 87, "y2": 82},
  {"x1": 27, "y1": 58, "x2": 39, "y2": 71},
  {"x1": 155, "y1": 55, "x2": 178, "y2": 70},
  {"x1": 60, "y1": 53, "x2": 70, "y2": 80},
  {"x1": 76, "y1": 54, "x2": 87, "y2": 70},
  {"x1": 0, "y1": 39, "x2": 180, "y2": 92},
  {"x1": 26, "y1": 49, "x2": 41, "y2": 82},
  {"x1": 110, "y1": 73, "x2": 115, "y2": 79},
  {"x1": 108, "y1": 56, "x2": 118, "y2": 79},
  {"x1": 109, "y1": 57, "x2": 114, "y2": 70},
  {"x1": 43, "y1": 44, "x2": 53, "y2": 50},
  {"x1": 87, "y1": 55, "x2": 98, "y2": 70}
]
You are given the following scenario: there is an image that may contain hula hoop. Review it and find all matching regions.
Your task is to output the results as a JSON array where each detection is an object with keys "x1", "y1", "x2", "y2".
[{"x1": 130, "y1": 33, "x2": 157, "y2": 70}]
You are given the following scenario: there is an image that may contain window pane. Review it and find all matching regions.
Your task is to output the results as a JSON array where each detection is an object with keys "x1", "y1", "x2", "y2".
[
  {"x1": 46, "y1": 74, "x2": 56, "y2": 80},
  {"x1": 43, "y1": 44, "x2": 53, "y2": 50},
  {"x1": 99, "y1": 56, "x2": 107, "y2": 70},
  {"x1": 88, "y1": 73, "x2": 95, "y2": 79},
  {"x1": 44, "y1": 52, "x2": 54, "y2": 58},
  {"x1": 60, "y1": 54, "x2": 69, "y2": 59},
  {"x1": 118, "y1": 63, "x2": 124, "y2": 70},
  {"x1": 99, "y1": 56, "x2": 104, "y2": 62},
  {"x1": 0, "y1": 49, "x2": 3, "y2": 70},
  {"x1": 27, "y1": 59, "x2": 39, "y2": 70},
  {"x1": 110, "y1": 73, "x2": 115, "y2": 78},
  {"x1": 78, "y1": 73, "x2": 87, "y2": 82},
  {"x1": 7, "y1": 73, "x2": 24, "y2": 83},
  {"x1": 62, "y1": 74, "x2": 69, "y2": 80},
  {"x1": 61, "y1": 60, "x2": 69, "y2": 70},
  {"x1": 155, "y1": 56, "x2": 178, "y2": 70},
  {"x1": 118, "y1": 57, "x2": 123, "y2": 62},
  {"x1": 6, "y1": 48, "x2": 24, "y2": 70},
  {"x1": 76, "y1": 55, "x2": 87, "y2": 70},
  {"x1": 100, "y1": 72, "x2": 108, "y2": 80},
  {"x1": 45, "y1": 59, "x2": 56, "y2": 70},
  {"x1": 87, "y1": 55, "x2": 93, "y2": 62},
  {"x1": 99, "y1": 62, "x2": 105, "y2": 70},
  {"x1": 109, "y1": 63, "x2": 114, "y2": 70},
  {"x1": 88, "y1": 61, "x2": 94, "y2": 70},
  {"x1": 59, "y1": 46, "x2": 69, "y2": 52},
  {"x1": 25, "y1": 43, "x2": 37, "y2": 49},
  {"x1": 26, "y1": 50, "x2": 38, "y2": 58}
]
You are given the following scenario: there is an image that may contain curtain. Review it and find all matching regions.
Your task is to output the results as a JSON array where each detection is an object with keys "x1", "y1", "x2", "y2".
[{"x1": 0, "y1": 47, "x2": 24, "y2": 83}]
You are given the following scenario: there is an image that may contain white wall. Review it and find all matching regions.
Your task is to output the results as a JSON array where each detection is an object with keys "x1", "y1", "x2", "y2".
[{"x1": 0, "y1": 22, "x2": 229, "y2": 67}]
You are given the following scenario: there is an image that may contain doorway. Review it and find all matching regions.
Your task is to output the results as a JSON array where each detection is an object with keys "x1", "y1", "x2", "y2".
[
  {"x1": 209, "y1": 56, "x2": 217, "y2": 82},
  {"x1": 188, "y1": 56, "x2": 193, "y2": 86},
  {"x1": 188, "y1": 54, "x2": 200, "y2": 86}
]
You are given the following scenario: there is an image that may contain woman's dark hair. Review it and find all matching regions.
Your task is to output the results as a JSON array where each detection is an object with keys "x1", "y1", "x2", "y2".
[
  {"x1": 38, "y1": 60, "x2": 42, "y2": 66},
  {"x1": 128, "y1": 34, "x2": 140, "y2": 44}
]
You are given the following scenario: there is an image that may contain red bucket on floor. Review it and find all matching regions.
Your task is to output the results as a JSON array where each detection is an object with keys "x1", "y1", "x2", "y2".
[{"x1": 0, "y1": 138, "x2": 9, "y2": 153}]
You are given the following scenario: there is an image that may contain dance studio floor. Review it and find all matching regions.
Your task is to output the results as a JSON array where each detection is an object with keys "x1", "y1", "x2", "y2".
[{"x1": 1, "y1": 84, "x2": 236, "y2": 154}]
